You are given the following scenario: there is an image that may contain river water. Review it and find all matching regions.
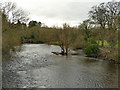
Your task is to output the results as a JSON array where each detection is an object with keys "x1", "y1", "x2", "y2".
[{"x1": 2, "y1": 44, "x2": 118, "y2": 88}]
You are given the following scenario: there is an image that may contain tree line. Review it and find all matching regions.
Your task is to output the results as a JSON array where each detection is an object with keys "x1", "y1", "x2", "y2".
[{"x1": 1, "y1": 1, "x2": 120, "y2": 63}]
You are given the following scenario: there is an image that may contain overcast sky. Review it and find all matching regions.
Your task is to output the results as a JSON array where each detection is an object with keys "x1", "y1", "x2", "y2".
[{"x1": 1, "y1": 0, "x2": 119, "y2": 27}]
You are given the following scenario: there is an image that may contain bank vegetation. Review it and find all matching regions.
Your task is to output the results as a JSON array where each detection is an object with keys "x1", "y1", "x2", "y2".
[{"x1": 1, "y1": 1, "x2": 119, "y2": 63}]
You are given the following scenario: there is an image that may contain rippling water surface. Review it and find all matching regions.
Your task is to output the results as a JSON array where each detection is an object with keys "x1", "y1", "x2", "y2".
[{"x1": 2, "y1": 44, "x2": 118, "y2": 88}]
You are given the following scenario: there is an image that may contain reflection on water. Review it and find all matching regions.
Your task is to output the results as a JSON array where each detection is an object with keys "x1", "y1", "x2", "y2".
[{"x1": 2, "y1": 44, "x2": 118, "y2": 88}]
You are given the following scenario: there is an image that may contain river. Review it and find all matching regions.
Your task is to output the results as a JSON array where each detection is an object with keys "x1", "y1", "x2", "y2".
[{"x1": 2, "y1": 44, "x2": 118, "y2": 88}]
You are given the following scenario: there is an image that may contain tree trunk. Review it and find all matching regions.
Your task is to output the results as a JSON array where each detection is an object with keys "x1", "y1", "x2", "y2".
[
  {"x1": 60, "y1": 43, "x2": 65, "y2": 55},
  {"x1": 61, "y1": 47, "x2": 65, "y2": 55},
  {"x1": 101, "y1": 40, "x2": 104, "y2": 47},
  {"x1": 65, "y1": 46, "x2": 68, "y2": 56}
]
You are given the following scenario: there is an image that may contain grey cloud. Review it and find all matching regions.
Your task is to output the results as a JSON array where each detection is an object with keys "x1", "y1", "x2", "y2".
[
  {"x1": 29, "y1": 2, "x2": 99, "y2": 22},
  {"x1": 2, "y1": 0, "x2": 111, "y2": 26}
]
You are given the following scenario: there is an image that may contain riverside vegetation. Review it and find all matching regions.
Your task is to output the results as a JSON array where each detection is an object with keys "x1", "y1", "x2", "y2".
[{"x1": 1, "y1": 1, "x2": 120, "y2": 63}]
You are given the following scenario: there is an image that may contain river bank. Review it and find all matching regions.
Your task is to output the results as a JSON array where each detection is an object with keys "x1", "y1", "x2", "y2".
[{"x1": 50, "y1": 44, "x2": 119, "y2": 64}]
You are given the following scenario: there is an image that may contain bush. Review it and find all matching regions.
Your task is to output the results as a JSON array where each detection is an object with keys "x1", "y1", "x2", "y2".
[
  {"x1": 2, "y1": 30, "x2": 21, "y2": 55},
  {"x1": 84, "y1": 44, "x2": 99, "y2": 57},
  {"x1": 87, "y1": 38, "x2": 97, "y2": 44},
  {"x1": 84, "y1": 38, "x2": 99, "y2": 57}
]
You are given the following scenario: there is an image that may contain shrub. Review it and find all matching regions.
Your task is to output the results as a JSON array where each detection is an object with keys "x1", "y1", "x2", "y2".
[
  {"x1": 87, "y1": 38, "x2": 97, "y2": 45},
  {"x1": 84, "y1": 38, "x2": 99, "y2": 57}
]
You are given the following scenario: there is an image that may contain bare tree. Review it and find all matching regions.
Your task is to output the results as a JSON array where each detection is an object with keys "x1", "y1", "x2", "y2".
[
  {"x1": 56, "y1": 23, "x2": 74, "y2": 55},
  {"x1": 1, "y1": 2, "x2": 29, "y2": 24},
  {"x1": 78, "y1": 19, "x2": 92, "y2": 41},
  {"x1": 89, "y1": 1, "x2": 120, "y2": 47}
]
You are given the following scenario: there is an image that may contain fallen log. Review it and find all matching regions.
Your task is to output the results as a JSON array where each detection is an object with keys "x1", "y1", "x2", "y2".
[{"x1": 51, "y1": 52, "x2": 60, "y2": 55}]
